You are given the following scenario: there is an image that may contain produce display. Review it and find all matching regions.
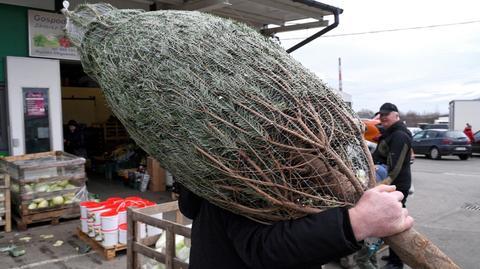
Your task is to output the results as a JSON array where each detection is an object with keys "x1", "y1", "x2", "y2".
[{"x1": 0, "y1": 151, "x2": 86, "y2": 215}]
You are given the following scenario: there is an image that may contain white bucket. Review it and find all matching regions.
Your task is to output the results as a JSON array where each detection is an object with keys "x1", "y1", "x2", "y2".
[
  {"x1": 80, "y1": 218, "x2": 88, "y2": 233},
  {"x1": 118, "y1": 209, "x2": 127, "y2": 225},
  {"x1": 93, "y1": 208, "x2": 111, "y2": 225},
  {"x1": 146, "y1": 213, "x2": 163, "y2": 236},
  {"x1": 80, "y1": 205, "x2": 88, "y2": 219},
  {"x1": 137, "y1": 222, "x2": 147, "y2": 239},
  {"x1": 80, "y1": 201, "x2": 101, "y2": 219},
  {"x1": 119, "y1": 223, "x2": 127, "y2": 244},
  {"x1": 93, "y1": 208, "x2": 111, "y2": 240},
  {"x1": 101, "y1": 210, "x2": 119, "y2": 231},
  {"x1": 86, "y1": 204, "x2": 104, "y2": 237},
  {"x1": 87, "y1": 219, "x2": 95, "y2": 237},
  {"x1": 94, "y1": 224, "x2": 103, "y2": 241},
  {"x1": 102, "y1": 229, "x2": 118, "y2": 247}
]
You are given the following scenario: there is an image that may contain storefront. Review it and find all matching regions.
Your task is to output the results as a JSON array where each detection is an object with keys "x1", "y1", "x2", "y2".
[{"x1": 0, "y1": 0, "x2": 340, "y2": 195}]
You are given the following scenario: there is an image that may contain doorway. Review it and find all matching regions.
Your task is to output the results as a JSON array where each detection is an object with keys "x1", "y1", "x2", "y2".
[{"x1": 0, "y1": 85, "x2": 8, "y2": 156}]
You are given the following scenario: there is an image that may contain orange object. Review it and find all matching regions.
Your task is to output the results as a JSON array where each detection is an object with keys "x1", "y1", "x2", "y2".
[{"x1": 362, "y1": 119, "x2": 381, "y2": 143}]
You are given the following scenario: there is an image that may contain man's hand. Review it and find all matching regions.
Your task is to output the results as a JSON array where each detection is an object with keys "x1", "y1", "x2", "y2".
[{"x1": 348, "y1": 185, "x2": 414, "y2": 241}]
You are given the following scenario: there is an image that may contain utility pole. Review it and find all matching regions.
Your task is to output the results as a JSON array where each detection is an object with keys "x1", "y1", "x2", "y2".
[{"x1": 338, "y1": 57, "x2": 343, "y2": 92}]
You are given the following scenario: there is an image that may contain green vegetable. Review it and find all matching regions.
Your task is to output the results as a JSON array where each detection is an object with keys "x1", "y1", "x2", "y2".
[
  {"x1": 37, "y1": 200, "x2": 49, "y2": 208},
  {"x1": 24, "y1": 184, "x2": 33, "y2": 193},
  {"x1": 49, "y1": 186, "x2": 64, "y2": 192},
  {"x1": 64, "y1": 184, "x2": 76, "y2": 190},
  {"x1": 32, "y1": 198, "x2": 46, "y2": 203},
  {"x1": 52, "y1": 196, "x2": 65, "y2": 205},
  {"x1": 28, "y1": 202, "x2": 38, "y2": 210},
  {"x1": 35, "y1": 183, "x2": 49, "y2": 193},
  {"x1": 58, "y1": 180, "x2": 70, "y2": 187}
]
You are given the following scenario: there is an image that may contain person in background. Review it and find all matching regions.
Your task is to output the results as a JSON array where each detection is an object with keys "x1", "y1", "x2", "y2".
[
  {"x1": 372, "y1": 103, "x2": 412, "y2": 269},
  {"x1": 64, "y1": 120, "x2": 87, "y2": 158},
  {"x1": 463, "y1": 123, "x2": 474, "y2": 143}
]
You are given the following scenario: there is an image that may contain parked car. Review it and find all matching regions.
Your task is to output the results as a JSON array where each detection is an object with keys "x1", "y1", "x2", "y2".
[
  {"x1": 407, "y1": 127, "x2": 422, "y2": 135},
  {"x1": 412, "y1": 129, "x2": 472, "y2": 160},
  {"x1": 421, "y1": 124, "x2": 449, "y2": 130},
  {"x1": 472, "y1": 131, "x2": 480, "y2": 154}
]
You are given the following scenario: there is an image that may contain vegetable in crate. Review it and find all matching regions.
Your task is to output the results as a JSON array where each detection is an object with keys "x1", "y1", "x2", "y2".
[{"x1": 63, "y1": 3, "x2": 458, "y2": 269}]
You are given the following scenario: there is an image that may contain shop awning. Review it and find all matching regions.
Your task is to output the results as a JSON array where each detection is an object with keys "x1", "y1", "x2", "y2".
[{"x1": 149, "y1": 0, "x2": 343, "y2": 52}]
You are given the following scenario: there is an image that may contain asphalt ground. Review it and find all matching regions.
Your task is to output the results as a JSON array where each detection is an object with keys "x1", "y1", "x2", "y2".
[{"x1": 0, "y1": 155, "x2": 479, "y2": 268}]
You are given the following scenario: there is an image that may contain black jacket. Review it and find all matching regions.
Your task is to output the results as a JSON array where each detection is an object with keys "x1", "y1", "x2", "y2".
[
  {"x1": 372, "y1": 121, "x2": 412, "y2": 193},
  {"x1": 178, "y1": 185, "x2": 361, "y2": 269}
]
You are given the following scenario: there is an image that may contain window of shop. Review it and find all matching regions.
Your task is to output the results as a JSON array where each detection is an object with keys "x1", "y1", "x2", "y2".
[{"x1": 23, "y1": 87, "x2": 51, "y2": 153}]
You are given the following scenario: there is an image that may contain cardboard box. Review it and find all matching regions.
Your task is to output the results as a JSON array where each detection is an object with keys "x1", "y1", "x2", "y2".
[{"x1": 146, "y1": 157, "x2": 166, "y2": 192}]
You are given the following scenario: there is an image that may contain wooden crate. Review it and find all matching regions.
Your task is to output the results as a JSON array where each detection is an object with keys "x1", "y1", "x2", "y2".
[
  {"x1": 146, "y1": 157, "x2": 166, "y2": 192},
  {"x1": 76, "y1": 228, "x2": 127, "y2": 260},
  {"x1": 0, "y1": 151, "x2": 85, "y2": 181},
  {"x1": 0, "y1": 173, "x2": 11, "y2": 232},
  {"x1": 127, "y1": 201, "x2": 191, "y2": 269},
  {"x1": 13, "y1": 205, "x2": 80, "y2": 231},
  {"x1": 1, "y1": 151, "x2": 85, "y2": 230}
]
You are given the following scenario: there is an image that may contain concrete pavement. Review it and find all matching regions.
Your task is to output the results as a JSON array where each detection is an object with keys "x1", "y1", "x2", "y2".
[{"x1": 0, "y1": 156, "x2": 479, "y2": 268}]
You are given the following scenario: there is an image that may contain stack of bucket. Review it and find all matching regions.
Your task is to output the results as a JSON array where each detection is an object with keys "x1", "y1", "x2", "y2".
[{"x1": 79, "y1": 196, "x2": 157, "y2": 247}]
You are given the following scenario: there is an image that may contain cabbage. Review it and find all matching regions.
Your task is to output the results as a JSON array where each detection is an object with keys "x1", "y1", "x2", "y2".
[
  {"x1": 28, "y1": 202, "x2": 38, "y2": 210},
  {"x1": 58, "y1": 179, "x2": 70, "y2": 187},
  {"x1": 51, "y1": 196, "x2": 64, "y2": 205},
  {"x1": 24, "y1": 184, "x2": 33, "y2": 193},
  {"x1": 64, "y1": 199, "x2": 74, "y2": 204},
  {"x1": 37, "y1": 200, "x2": 49, "y2": 208},
  {"x1": 176, "y1": 246, "x2": 190, "y2": 262},
  {"x1": 32, "y1": 198, "x2": 46, "y2": 203},
  {"x1": 35, "y1": 184, "x2": 49, "y2": 193},
  {"x1": 64, "y1": 184, "x2": 76, "y2": 190},
  {"x1": 49, "y1": 186, "x2": 64, "y2": 192},
  {"x1": 63, "y1": 193, "x2": 75, "y2": 200}
]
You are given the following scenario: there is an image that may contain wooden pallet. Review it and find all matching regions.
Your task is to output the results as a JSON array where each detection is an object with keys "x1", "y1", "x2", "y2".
[
  {"x1": 76, "y1": 228, "x2": 127, "y2": 260},
  {"x1": 13, "y1": 206, "x2": 80, "y2": 231}
]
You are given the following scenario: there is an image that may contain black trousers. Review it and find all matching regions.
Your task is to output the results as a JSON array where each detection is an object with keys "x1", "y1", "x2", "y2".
[{"x1": 387, "y1": 190, "x2": 409, "y2": 265}]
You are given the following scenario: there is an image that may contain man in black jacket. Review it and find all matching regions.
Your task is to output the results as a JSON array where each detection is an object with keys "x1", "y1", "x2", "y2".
[
  {"x1": 178, "y1": 180, "x2": 413, "y2": 268},
  {"x1": 372, "y1": 102, "x2": 412, "y2": 269}
]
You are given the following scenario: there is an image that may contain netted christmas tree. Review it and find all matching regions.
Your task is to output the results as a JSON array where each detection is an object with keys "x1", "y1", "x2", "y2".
[
  {"x1": 62, "y1": 4, "x2": 461, "y2": 268},
  {"x1": 63, "y1": 3, "x2": 375, "y2": 222}
]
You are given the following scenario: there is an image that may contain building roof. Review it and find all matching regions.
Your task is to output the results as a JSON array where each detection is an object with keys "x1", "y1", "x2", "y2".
[{"x1": 153, "y1": 0, "x2": 342, "y2": 33}]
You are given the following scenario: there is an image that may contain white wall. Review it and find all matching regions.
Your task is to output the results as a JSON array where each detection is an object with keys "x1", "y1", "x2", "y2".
[{"x1": 6, "y1": 57, "x2": 63, "y2": 156}]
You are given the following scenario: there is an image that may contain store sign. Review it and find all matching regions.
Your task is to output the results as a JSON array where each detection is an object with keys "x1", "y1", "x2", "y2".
[
  {"x1": 24, "y1": 88, "x2": 48, "y2": 116},
  {"x1": 28, "y1": 10, "x2": 80, "y2": 60}
]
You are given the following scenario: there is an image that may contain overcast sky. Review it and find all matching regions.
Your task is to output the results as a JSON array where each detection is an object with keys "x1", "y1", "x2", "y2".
[{"x1": 277, "y1": 0, "x2": 480, "y2": 114}]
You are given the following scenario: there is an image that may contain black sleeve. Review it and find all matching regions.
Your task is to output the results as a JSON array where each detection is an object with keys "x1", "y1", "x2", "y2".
[
  {"x1": 387, "y1": 131, "x2": 411, "y2": 182},
  {"x1": 177, "y1": 183, "x2": 203, "y2": 219},
  {"x1": 225, "y1": 207, "x2": 361, "y2": 268}
]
